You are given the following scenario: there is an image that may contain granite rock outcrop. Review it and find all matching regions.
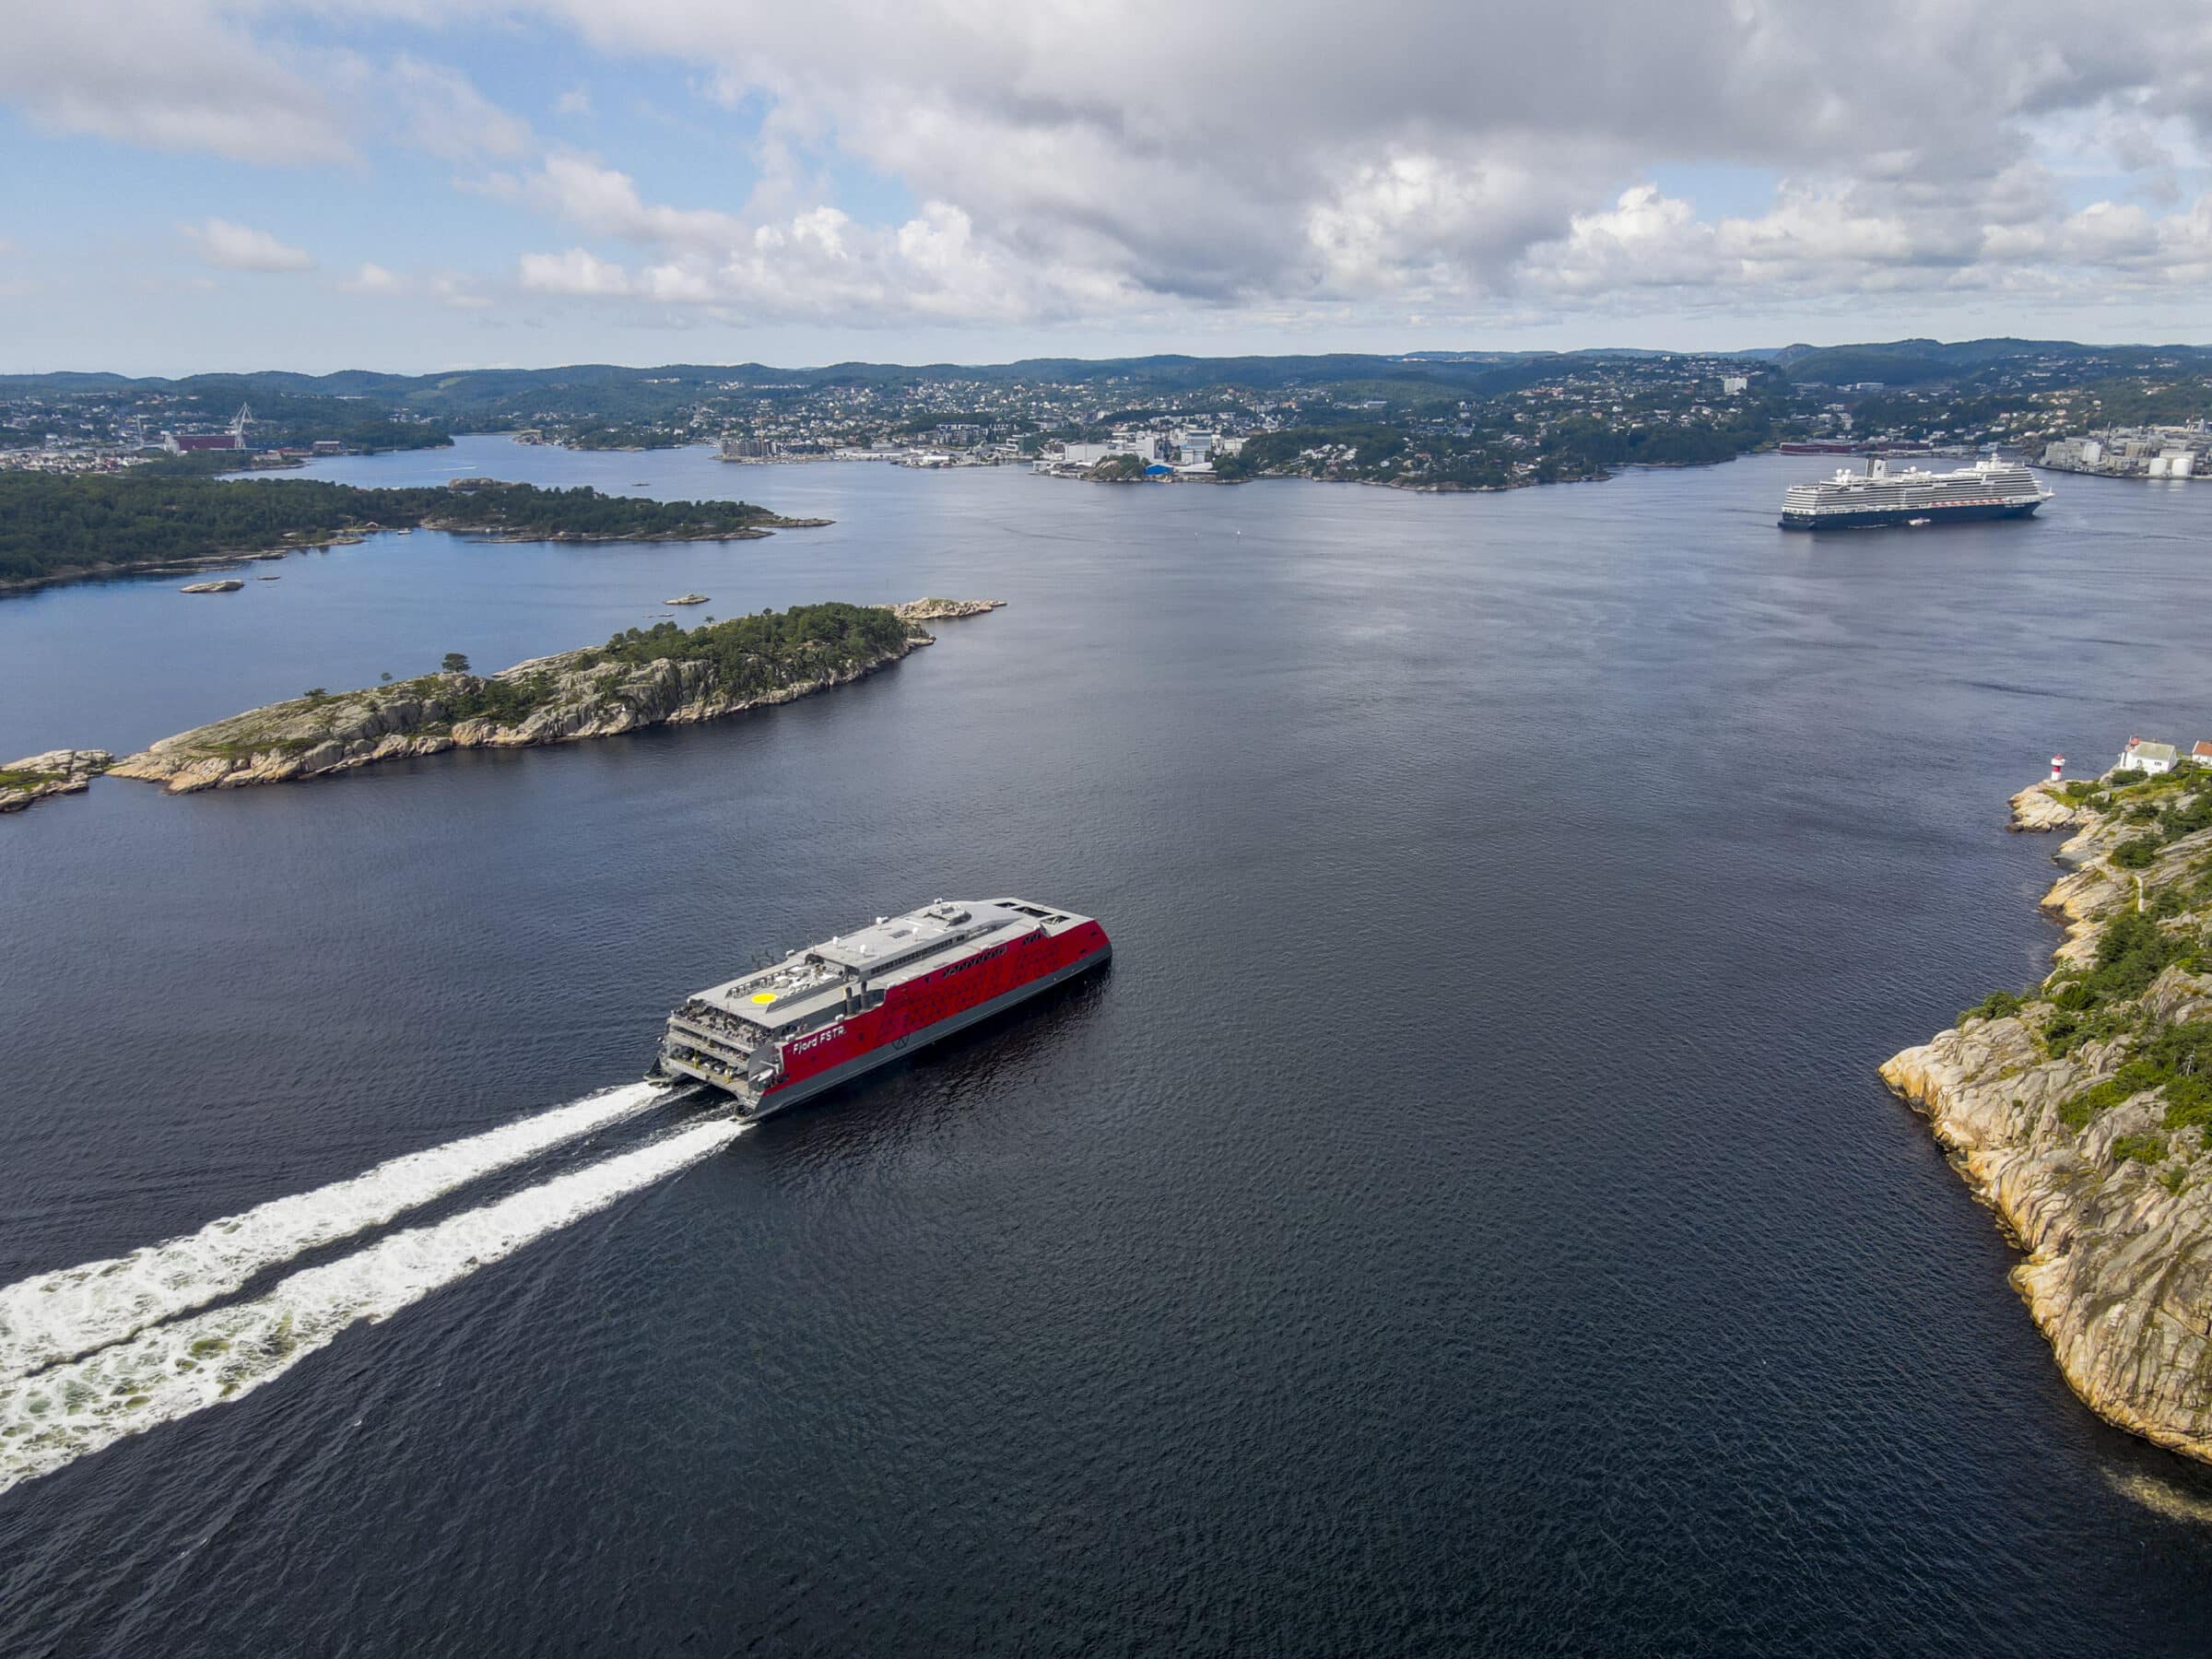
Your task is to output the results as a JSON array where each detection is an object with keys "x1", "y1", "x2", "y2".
[
  {"x1": 111, "y1": 601, "x2": 998, "y2": 794},
  {"x1": 1883, "y1": 773, "x2": 2212, "y2": 1462}
]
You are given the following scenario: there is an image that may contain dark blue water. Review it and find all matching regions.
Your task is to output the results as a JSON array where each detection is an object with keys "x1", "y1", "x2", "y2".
[{"x1": 6, "y1": 441, "x2": 2212, "y2": 1654}]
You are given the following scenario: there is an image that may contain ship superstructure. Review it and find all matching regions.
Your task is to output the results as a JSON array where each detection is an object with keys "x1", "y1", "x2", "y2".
[
  {"x1": 654, "y1": 899, "x2": 1110, "y2": 1116},
  {"x1": 1779, "y1": 456, "x2": 2052, "y2": 530}
]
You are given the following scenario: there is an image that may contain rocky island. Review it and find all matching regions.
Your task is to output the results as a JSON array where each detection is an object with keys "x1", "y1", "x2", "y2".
[
  {"x1": 0, "y1": 750, "x2": 113, "y2": 813},
  {"x1": 888, "y1": 596, "x2": 1004, "y2": 622},
  {"x1": 109, "y1": 599, "x2": 1003, "y2": 794},
  {"x1": 0, "y1": 472, "x2": 827, "y2": 594},
  {"x1": 1883, "y1": 765, "x2": 2212, "y2": 1462}
]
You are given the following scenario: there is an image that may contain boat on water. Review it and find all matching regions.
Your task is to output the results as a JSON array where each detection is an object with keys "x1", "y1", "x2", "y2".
[
  {"x1": 1779, "y1": 455, "x2": 2052, "y2": 531},
  {"x1": 652, "y1": 899, "x2": 1111, "y2": 1117},
  {"x1": 665, "y1": 593, "x2": 710, "y2": 606}
]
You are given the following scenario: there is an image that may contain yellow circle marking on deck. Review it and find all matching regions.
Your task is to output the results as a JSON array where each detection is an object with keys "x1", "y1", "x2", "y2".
[{"x1": 748, "y1": 992, "x2": 777, "y2": 1005}]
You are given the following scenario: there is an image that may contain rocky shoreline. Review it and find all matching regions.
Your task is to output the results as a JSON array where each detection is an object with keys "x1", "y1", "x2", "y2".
[
  {"x1": 0, "y1": 542, "x2": 354, "y2": 596},
  {"x1": 1881, "y1": 771, "x2": 2212, "y2": 1462},
  {"x1": 888, "y1": 596, "x2": 1004, "y2": 622},
  {"x1": 108, "y1": 599, "x2": 1002, "y2": 794},
  {"x1": 0, "y1": 750, "x2": 113, "y2": 813}
]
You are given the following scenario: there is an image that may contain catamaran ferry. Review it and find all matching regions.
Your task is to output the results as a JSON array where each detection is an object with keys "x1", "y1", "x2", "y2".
[{"x1": 653, "y1": 899, "x2": 1111, "y2": 1117}]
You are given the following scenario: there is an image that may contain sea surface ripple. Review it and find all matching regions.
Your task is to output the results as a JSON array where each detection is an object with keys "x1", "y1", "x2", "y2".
[{"x1": 4, "y1": 442, "x2": 2212, "y2": 1654}]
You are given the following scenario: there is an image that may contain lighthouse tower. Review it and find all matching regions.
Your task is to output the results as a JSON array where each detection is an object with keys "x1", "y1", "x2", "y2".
[{"x1": 2051, "y1": 755, "x2": 2066, "y2": 782}]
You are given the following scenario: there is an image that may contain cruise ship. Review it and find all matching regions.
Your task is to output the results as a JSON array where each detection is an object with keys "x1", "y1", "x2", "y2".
[
  {"x1": 1778, "y1": 456, "x2": 2052, "y2": 530},
  {"x1": 653, "y1": 899, "x2": 1111, "y2": 1116}
]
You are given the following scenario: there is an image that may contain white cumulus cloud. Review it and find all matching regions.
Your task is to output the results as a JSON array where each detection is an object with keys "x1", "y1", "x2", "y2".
[
  {"x1": 182, "y1": 218, "x2": 314, "y2": 273},
  {"x1": 0, "y1": 9, "x2": 529, "y2": 171},
  {"x1": 343, "y1": 262, "x2": 405, "y2": 293},
  {"x1": 0, "y1": 2, "x2": 353, "y2": 163},
  {"x1": 519, "y1": 247, "x2": 632, "y2": 296},
  {"x1": 18, "y1": 0, "x2": 2212, "y2": 335},
  {"x1": 388, "y1": 55, "x2": 532, "y2": 159},
  {"x1": 430, "y1": 274, "x2": 493, "y2": 311}
]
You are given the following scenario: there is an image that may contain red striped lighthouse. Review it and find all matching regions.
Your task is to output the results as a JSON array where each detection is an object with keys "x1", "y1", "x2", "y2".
[{"x1": 2051, "y1": 754, "x2": 2065, "y2": 782}]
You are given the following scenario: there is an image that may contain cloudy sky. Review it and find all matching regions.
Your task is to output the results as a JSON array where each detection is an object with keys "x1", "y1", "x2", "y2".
[{"x1": 6, "y1": 1, "x2": 2212, "y2": 373}]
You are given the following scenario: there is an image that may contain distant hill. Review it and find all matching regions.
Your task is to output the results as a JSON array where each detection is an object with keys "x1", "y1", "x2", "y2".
[
  {"x1": 6, "y1": 337, "x2": 2209, "y2": 424},
  {"x1": 1767, "y1": 337, "x2": 2212, "y2": 386},
  {"x1": 0, "y1": 351, "x2": 1712, "y2": 423}
]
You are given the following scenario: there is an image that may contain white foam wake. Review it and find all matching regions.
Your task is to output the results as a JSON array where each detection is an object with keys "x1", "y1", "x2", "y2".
[
  {"x1": 0, "y1": 1081, "x2": 674, "y2": 1385},
  {"x1": 0, "y1": 1116, "x2": 742, "y2": 1497}
]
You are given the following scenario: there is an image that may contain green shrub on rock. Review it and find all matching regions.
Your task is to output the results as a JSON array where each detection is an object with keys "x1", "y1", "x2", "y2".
[
  {"x1": 600, "y1": 603, "x2": 911, "y2": 700},
  {"x1": 1961, "y1": 988, "x2": 2028, "y2": 1026},
  {"x1": 2114, "y1": 1132, "x2": 2171, "y2": 1164}
]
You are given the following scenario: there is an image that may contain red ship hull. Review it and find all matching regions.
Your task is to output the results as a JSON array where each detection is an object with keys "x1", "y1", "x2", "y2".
[
  {"x1": 757, "y1": 919, "x2": 1111, "y2": 1114},
  {"x1": 657, "y1": 899, "x2": 1110, "y2": 1114}
]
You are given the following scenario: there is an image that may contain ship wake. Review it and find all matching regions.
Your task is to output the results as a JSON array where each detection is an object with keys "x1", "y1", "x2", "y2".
[
  {"x1": 0, "y1": 1116, "x2": 742, "y2": 1498},
  {"x1": 0, "y1": 1081, "x2": 677, "y2": 1386}
]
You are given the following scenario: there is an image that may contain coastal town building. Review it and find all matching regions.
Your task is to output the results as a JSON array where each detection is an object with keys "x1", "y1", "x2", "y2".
[
  {"x1": 2117, "y1": 736, "x2": 2181, "y2": 774},
  {"x1": 2043, "y1": 424, "x2": 2208, "y2": 478},
  {"x1": 1054, "y1": 441, "x2": 1123, "y2": 469}
]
